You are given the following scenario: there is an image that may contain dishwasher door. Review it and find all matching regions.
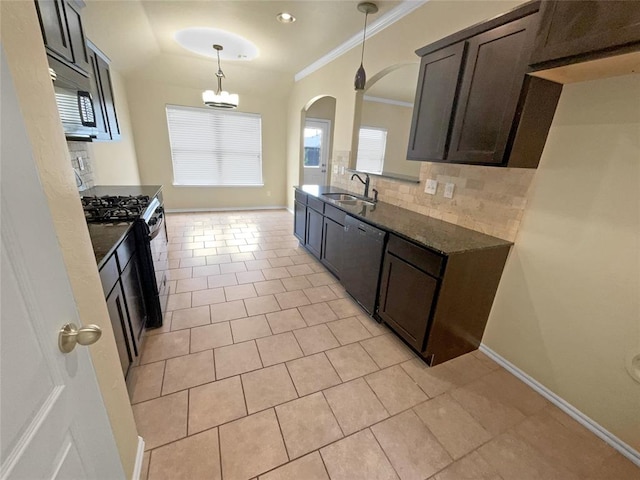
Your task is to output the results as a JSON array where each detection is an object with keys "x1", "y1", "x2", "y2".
[{"x1": 341, "y1": 215, "x2": 387, "y2": 315}]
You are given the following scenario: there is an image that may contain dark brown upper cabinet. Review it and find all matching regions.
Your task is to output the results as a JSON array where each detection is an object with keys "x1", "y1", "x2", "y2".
[
  {"x1": 407, "y1": 43, "x2": 466, "y2": 161},
  {"x1": 530, "y1": 1, "x2": 640, "y2": 67},
  {"x1": 88, "y1": 42, "x2": 121, "y2": 141},
  {"x1": 408, "y1": 1, "x2": 562, "y2": 168},
  {"x1": 34, "y1": 0, "x2": 90, "y2": 76}
]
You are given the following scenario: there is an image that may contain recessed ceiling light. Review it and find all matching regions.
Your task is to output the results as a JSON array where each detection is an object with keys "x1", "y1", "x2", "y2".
[{"x1": 276, "y1": 12, "x2": 296, "y2": 23}]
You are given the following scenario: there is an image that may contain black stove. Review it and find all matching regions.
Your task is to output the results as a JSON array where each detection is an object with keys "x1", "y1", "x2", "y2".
[{"x1": 81, "y1": 195, "x2": 151, "y2": 222}]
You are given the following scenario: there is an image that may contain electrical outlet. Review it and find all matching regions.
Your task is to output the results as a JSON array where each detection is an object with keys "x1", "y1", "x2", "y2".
[
  {"x1": 266, "y1": 191, "x2": 271, "y2": 197},
  {"x1": 77, "y1": 156, "x2": 85, "y2": 171},
  {"x1": 425, "y1": 179, "x2": 438, "y2": 195},
  {"x1": 444, "y1": 182, "x2": 455, "y2": 199}
]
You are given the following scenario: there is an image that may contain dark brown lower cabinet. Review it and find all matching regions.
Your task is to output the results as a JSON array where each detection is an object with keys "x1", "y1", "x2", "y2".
[
  {"x1": 294, "y1": 200, "x2": 306, "y2": 242},
  {"x1": 105, "y1": 282, "x2": 134, "y2": 376},
  {"x1": 321, "y1": 216, "x2": 343, "y2": 278},
  {"x1": 378, "y1": 234, "x2": 510, "y2": 366},
  {"x1": 120, "y1": 255, "x2": 146, "y2": 357},
  {"x1": 378, "y1": 252, "x2": 438, "y2": 351},
  {"x1": 305, "y1": 207, "x2": 323, "y2": 259}
]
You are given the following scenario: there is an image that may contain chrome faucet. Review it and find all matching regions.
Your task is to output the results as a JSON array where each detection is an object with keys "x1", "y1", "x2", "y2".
[{"x1": 350, "y1": 173, "x2": 370, "y2": 198}]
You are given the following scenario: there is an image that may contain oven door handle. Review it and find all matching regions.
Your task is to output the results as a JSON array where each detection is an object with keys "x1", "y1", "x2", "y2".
[{"x1": 148, "y1": 214, "x2": 164, "y2": 241}]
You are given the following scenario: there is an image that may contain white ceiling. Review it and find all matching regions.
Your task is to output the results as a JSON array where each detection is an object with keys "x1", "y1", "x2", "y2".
[{"x1": 83, "y1": 0, "x2": 405, "y2": 77}]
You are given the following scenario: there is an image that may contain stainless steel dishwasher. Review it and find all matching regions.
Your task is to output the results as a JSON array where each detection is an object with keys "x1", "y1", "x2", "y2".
[{"x1": 341, "y1": 215, "x2": 388, "y2": 315}]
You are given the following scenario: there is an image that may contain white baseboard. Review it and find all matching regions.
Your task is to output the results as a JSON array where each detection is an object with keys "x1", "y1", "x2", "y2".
[
  {"x1": 286, "y1": 208, "x2": 293, "y2": 215},
  {"x1": 479, "y1": 344, "x2": 640, "y2": 467},
  {"x1": 131, "y1": 436, "x2": 145, "y2": 480},
  {"x1": 165, "y1": 206, "x2": 287, "y2": 213}
]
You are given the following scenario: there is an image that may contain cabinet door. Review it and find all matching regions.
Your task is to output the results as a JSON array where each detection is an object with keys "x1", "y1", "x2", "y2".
[
  {"x1": 89, "y1": 47, "x2": 121, "y2": 141},
  {"x1": 105, "y1": 283, "x2": 132, "y2": 377},
  {"x1": 407, "y1": 42, "x2": 466, "y2": 161},
  {"x1": 305, "y1": 208, "x2": 323, "y2": 259},
  {"x1": 96, "y1": 55, "x2": 121, "y2": 140},
  {"x1": 34, "y1": 0, "x2": 73, "y2": 62},
  {"x1": 64, "y1": 1, "x2": 90, "y2": 74},
  {"x1": 321, "y1": 216, "x2": 343, "y2": 278},
  {"x1": 447, "y1": 14, "x2": 535, "y2": 165},
  {"x1": 88, "y1": 50, "x2": 109, "y2": 140},
  {"x1": 378, "y1": 252, "x2": 438, "y2": 351},
  {"x1": 294, "y1": 200, "x2": 306, "y2": 242},
  {"x1": 531, "y1": 1, "x2": 640, "y2": 65},
  {"x1": 120, "y1": 254, "x2": 147, "y2": 357}
]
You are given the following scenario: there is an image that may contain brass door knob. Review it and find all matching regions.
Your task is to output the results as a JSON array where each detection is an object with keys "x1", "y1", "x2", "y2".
[{"x1": 58, "y1": 323, "x2": 102, "y2": 353}]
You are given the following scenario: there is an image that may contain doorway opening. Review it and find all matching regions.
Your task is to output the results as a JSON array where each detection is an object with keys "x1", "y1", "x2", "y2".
[
  {"x1": 300, "y1": 96, "x2": 336, "y2": 186},
  {"x1": 303, "y1": 118, "x2": 331, "y2": 185}
]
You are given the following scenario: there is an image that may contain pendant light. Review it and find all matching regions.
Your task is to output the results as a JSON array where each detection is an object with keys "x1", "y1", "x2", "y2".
[
  {"x1": 354, "y1": 2, "x2": 378, "y2": 90},
  {"x1": 202, "y1": 44, "x2": 239, "y2": 109}
]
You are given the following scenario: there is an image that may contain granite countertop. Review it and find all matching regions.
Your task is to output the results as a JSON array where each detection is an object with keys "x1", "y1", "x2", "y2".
[
  {"x1": 295, "y1": 185, "x2": 513, "y2": 255},
  {"x1": 81, "y1": 185, "x2": 162, "y2": 198},
  {"x1": 87, "y1": 222, "x2": 135, "y2": 267}
]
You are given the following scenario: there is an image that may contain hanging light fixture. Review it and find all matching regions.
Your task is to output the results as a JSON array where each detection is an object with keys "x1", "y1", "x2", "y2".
[
  {"x1": 202, "y1": 44, "x2": 239, "y2": 109},
  {"x1": 354, "y1": 2, "x2": 378, "y2": 90}
]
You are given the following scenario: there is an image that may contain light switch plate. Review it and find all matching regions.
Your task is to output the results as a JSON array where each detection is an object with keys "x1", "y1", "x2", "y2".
[
  {"x1": 444, "y1": 183, "x2": 455, "y2": 199},
  {"x1": 425, "y1": 179, "x2": 438, "y2": 195},
  {"x1": 77, "y1": 156, "x2": 85, "y2": 171},
  {"x1": 333, "y1": 165, "x2": 338, "y2": 174}
]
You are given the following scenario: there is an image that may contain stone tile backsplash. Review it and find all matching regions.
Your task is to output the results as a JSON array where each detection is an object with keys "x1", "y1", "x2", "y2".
[
  {"x1": 330, "y1": 151, "x2": 534, "y2": 241},
  {"x1": 67, "y1": 141, "x2": 94, "y2": 190}
]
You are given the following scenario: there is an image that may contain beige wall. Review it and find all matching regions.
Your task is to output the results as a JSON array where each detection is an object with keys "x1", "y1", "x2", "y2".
[
  {"x1": 484, "y1": 74, "x2": 640, "y2": 450},
  {"x1": 0, "y1": 2, "x2": 139, "y2": 477},
  {"x1": 90, "y1": 68, "x2": 142, "y2": 185},
  {"x1": 126, "y1": 77, "x2": 288, "y2": 210},
  {"x1": 359, "y1": 100, "x2": 419, "y2": 177}
]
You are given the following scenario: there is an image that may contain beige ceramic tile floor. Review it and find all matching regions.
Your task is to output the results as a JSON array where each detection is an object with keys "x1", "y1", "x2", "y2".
[{"x1": 130, "y1": 210, "x2": 639, "y2": 480}]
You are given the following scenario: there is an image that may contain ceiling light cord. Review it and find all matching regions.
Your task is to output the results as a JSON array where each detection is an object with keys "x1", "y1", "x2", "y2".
[
  {"x1": 215, "y1": 47, "x2": 225, "y2": 94},
  {"x1": 354, "y1": 2, "x2": 378, "y2": 91},
  {"x1": 360, "y1": 11, "x2": 368, "y2": 67}
]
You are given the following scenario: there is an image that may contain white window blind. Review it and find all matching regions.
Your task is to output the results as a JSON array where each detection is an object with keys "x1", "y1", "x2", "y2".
[
  {"x1": 356, "y1": 127, "x2": 387, "y2": 174},
  {"x1": 166, "y1": 105, "x2": 263, "y2": 186}
]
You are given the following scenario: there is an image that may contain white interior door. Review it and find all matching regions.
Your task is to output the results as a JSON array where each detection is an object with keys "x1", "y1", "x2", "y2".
[
  {"x1": 0, "y1": 47, "x2": 124, "y2": 479},
  {"x1": 303, "y1": 118, "x2": 331, "y2": 185}
]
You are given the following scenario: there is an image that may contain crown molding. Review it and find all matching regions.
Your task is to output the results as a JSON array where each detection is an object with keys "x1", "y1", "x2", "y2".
[
  {"x1": 294, "y1": 0, "x2": 429, "y2": 82},
  {"x1": 363, "y1": 95, "x2": 413, "y2": 108}
]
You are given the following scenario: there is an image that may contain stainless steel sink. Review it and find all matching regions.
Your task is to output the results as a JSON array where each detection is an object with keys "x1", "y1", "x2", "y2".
[
  {"x1": 322, "y1": 193, "x2": 358, "y2": 201},
  {"x1": 336, "y1": 199, "x2": 376, "y2": 207}
]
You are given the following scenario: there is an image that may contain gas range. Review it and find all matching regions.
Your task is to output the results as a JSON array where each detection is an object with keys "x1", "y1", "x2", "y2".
[{"x1": 81, "y1": 195, "x2": 151, "y2": 223}]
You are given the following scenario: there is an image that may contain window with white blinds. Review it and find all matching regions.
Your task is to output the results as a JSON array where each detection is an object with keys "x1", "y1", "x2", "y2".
[
  {"x1": 356, "y1": 126, "x2": 387, "y2": 174},
  {"x1": 166, "y1": 105, "x2": 263, "y2": 186}
]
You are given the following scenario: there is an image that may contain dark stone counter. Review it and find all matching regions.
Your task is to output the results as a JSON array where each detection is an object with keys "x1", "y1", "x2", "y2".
[
  {"x1": 87, "y1": 222, "x2": 135, "y2": 267},
  {"x1": 81, "y1": 185, "x2": 162, "y2": 199},
  {"x1": 295, "y1": 185, "x2": 512, "y2": 255}
]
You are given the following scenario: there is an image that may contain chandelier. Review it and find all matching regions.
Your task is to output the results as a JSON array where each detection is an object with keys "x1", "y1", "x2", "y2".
[{"x1": 202, "y1": 44, "x2": 239, "y2": 109}]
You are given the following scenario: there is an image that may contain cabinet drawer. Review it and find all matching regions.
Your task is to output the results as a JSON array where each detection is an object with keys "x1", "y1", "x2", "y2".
[
  {"x1": 99, "y1": 253, "x2": 119, "y2": 296},
  {"x1": 294, "y1": 190, "x2": 307, "y2": 204},
  {"x1": 307, "y1": 196, "x2": 325, "y2": 214},
  {"x1": 387, "y1": 235, "x2": 443, "y2": 278},
  {"x1": 116, "y1": 230, "x2": 137, "y2": 271},
  {"x1": 324, "y1": 204, "x2": 346, "y2": 226}
]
